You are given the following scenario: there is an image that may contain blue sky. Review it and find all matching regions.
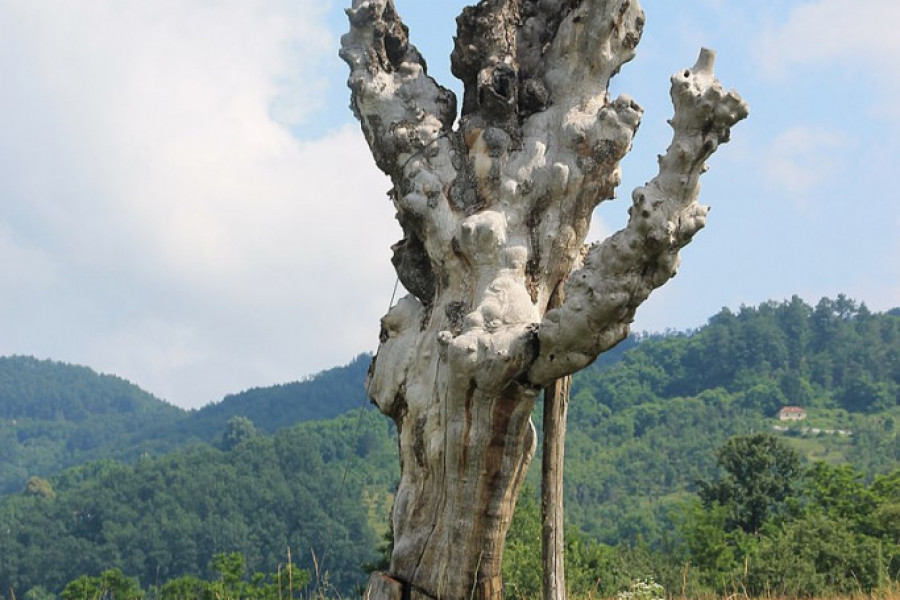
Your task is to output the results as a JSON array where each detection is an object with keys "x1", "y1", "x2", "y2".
[{"x1": 0, "y1": 0, "x2": 897, "y2": 408}]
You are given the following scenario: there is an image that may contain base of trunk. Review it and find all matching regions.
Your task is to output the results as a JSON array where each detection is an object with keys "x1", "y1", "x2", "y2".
[{"x1": 364, "y1": 571, "x2": 503, "y2": 600}]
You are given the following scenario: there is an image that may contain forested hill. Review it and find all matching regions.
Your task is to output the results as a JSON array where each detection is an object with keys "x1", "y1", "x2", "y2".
[
  {"x1": 559, "y1": 295, "x2": 899, "y2": 542},
  {"x1": 0, "y1": 357, "x2": 185, "y2": 494},
  {"x1": 0, "y1": 357, "x2": 180, "y2": 422},
  {"x1": 179, "y1": 353, "x2": 370, "y2": 437},
  {"x1": 0, "y1": 410, "x2": 398, "y2": 596},
  {"x1": 574, "y1": 294, "x2": 898, "y2": 414},
  {"x1": 0, "y1": 354, "x2": 371, "y2": 494},
  {"x1": 0, "y1": 296, "x2": 896, "y2": 597}
]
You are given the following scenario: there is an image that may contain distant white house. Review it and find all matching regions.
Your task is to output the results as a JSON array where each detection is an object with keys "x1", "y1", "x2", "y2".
[{"x1": 777, "y1": 406, "x2": 807, "y2": 421}]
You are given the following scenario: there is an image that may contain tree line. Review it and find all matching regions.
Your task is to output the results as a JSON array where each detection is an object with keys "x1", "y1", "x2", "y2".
[
  {"x1": 37, "y1": 434, "x2": 896, "y2": 599},
  {"x1": 0, "y1": 355, "x2": 371, "y2": 495},
  {"x1": 0, "y1": 412, "x2": 398, "y2": 597},
  {"x1": 501, "y1": 433, "x2": 899, "y2": 598},
  {"x1": 44, "y1": 552, "x2": 310, "y2": 600},
  {"x1": 554, "y1": 295, "x2": 898, "y2": 545}
]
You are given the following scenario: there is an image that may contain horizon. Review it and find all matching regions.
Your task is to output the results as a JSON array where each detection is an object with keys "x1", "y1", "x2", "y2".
[{"x1": 2, "y1": 292, "x2": 894, "y2": 409}]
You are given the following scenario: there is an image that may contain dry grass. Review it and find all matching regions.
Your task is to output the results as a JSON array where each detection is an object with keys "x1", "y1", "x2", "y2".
[
  {"x1": 572, "y1": 582, "x2": 900, "y2": 600},
  {"x1": 657, "y1": 587, "x2": 900, "y2": 600}
]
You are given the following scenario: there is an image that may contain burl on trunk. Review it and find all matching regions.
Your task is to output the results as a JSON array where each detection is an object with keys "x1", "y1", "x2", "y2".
[{"x1": 339, "y1": 1, "x2": 747, "y2": 599}]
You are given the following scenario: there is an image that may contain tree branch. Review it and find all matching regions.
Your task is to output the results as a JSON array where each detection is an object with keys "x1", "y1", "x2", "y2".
[
  {"x1": 538, "y1": 0, "x2": 645, "y2": 104},
  {"x1": 341, "y1": 0, "x2": 466, "y2": 307},
  {"x1": 340, "y1": 0, "x2": 457, "y2": 180},
  {"x1": 452, "y1": 0, "x2": 520, "y2": 136},
  {"x1": 528, "y1": 49, "x2": 749, "y2": 386}
]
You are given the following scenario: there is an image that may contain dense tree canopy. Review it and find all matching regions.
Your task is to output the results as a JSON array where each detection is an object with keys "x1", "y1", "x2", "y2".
[
  {"x1": 698, "y1": 433, "x2": 801, "y2": 534},
  {"x1": 0, "y1": 411, "x2": 397, "y2": 596},
  {"x1": 0, "y1": 355, "x2": 372, "y2": 494}
]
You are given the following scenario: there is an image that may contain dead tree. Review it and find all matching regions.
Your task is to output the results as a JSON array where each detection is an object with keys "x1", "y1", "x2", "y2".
[{"x1": 340, "y1": 1, "x2": 747, "y2": 599}]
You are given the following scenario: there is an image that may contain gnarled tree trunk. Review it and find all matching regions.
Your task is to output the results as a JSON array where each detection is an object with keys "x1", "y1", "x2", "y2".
[{"x1": 340, "y1": 2, "x2": 747, "y2": 599}]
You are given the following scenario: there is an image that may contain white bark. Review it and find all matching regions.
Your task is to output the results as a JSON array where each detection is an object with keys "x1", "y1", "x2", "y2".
[{"x1": 342, "y1": 2, "x2": 747, "y2": 599}]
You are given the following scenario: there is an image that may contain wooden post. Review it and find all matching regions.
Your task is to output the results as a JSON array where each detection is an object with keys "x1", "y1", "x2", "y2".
[{"x1": 542, "y1": 375, "x2": 570, "y2": 600}]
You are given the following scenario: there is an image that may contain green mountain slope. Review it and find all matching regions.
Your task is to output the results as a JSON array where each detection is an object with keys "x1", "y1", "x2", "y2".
[
  {"x1": 0, "y1": 356, "x2": 180, "y2": 422},
  {"x1": 0, "y1": 355, "x2": 373, "y2": 494},
  {"x1": 0, "y1": 295, "x2": 895, "y2": 597},
  {"x1": 0, "y1": 410, "x2": 398, "y2": 596},
  {"x1": 559, "y1": 295, "x2": 898, "y2": 542},
  {"x1": 0, "y1": 357, "x2": 184, "y2": 494},
  {"x1": 179, "y1": 353, "x2": 371, "y2": 438}
]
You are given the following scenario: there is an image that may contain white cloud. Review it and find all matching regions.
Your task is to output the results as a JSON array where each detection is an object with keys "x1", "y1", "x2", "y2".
[
  {"x1": 763, "y1": 126, "x2": 847, "y2": 196},
  {"x1": 0, "y1": 224, "x2": 59, "y2": 303},
  {"x1": 75, "y1": 123, "x2": 398, "y2": 407},
  {"x1": 0, "y1": 0, "x2": 404, "y2": 407},
  {"x1": 759, "y1": 0, "x2": 900, "y2": 117}
]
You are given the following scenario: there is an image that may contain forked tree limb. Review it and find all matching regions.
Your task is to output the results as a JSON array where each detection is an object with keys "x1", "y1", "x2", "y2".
[{"x1": 528, "y1": 48, "x2": 748, "y2": 386}]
